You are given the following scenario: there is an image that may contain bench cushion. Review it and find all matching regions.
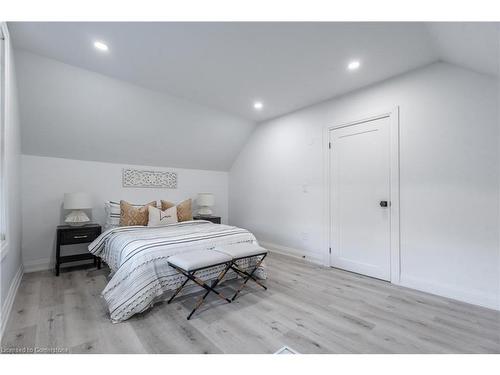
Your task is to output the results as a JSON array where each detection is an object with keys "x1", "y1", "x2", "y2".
[
  {"x1": 215, "y1": 243, "x2": 268, "y2": 259},
  {"x1": 168, "y1": 249, "x2": 232, "y2": 271}
]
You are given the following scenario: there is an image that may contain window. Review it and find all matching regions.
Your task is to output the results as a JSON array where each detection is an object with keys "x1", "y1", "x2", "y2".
[{"x1": 0, "y1": 27, "x2": 7, "y2": 256}]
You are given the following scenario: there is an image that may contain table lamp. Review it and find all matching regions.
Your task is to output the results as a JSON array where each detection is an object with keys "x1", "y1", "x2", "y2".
[
  {"x1": 63, "y1": 192, "x2": 92, "y2": 226},
  {"x1": 197, "y1": 193, "x2": 215, "y2": 216}
]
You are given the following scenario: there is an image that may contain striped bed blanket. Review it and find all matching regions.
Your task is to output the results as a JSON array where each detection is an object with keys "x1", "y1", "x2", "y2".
[{"x1": 88, "y1": 220, "x2": 266, "y2": 322}]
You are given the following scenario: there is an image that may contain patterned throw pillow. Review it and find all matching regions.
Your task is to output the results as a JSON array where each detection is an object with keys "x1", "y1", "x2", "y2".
[
  {"x1": 161, "y1": 199, "x2": 193, "y2": 222},
  {"x1": 148, "y1": 205, "x2": 178, "y2": 226},
  {"x1": 119, "y1": 200, "x2": 157, "y2": 226},
  {"x1": 105, "y1": 200, "x2": 156, "y2": 230}
]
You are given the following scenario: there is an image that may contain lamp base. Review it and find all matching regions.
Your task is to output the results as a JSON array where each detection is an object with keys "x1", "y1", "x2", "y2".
[
  {"x1": 197, "y1": 207, "x2": 213, "y2": 216},
  {"x1": 65, "y1": 210, "x2": 90, "y2": 226}
]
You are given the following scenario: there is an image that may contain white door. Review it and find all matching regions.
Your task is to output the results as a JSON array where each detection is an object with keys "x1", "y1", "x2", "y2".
[{"x1": 329, "y1": 116, "x2": 391, "y2": 281}]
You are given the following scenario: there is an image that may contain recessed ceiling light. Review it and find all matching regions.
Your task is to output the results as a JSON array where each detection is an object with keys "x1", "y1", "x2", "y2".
[
  {"x1": 253, "y1": 101, "x2": 264, "y2": 110},
  {"x1": 347, "y1": 60, "x2": 361, "y2": 71},
  {"x1": 93, "y1": 41, "x2": 109, "y2": 52}
]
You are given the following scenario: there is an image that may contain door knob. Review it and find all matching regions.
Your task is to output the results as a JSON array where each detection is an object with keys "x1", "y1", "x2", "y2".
[{"x1": 379, "y1": 201, "x2": 388, "y2": 207}]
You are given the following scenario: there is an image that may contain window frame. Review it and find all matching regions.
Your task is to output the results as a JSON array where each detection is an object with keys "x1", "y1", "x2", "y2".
[{"x1": 0, "y1": 25, "x2": 8, "y2": 260}]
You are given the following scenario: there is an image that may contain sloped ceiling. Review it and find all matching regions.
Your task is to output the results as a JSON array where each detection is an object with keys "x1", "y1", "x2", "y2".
[
  {"x1": 426, "y1": 22, "x2": 499, "y2": 77},
  {"x1": 9, "y1": 22, "x2": 499, "y2": 171},
  {"x1": 14, "y1": 50, "x2": 256, "y2": 171},
  {"x1": 10, "y1": 22, "x2": 443, "y2": 122}
]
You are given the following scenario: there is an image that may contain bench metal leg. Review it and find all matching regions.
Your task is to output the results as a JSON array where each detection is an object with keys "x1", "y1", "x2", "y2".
[
  {"x1": 230, "y1": 265, "x2": 267, "y2": 291},
  {"x1": 167, "y1": 276, "x2": 190, "y2": 304},
  {"x1": 187, "y1": 264, "x2": 232, "y2": 320},
  {"x1": 231, "y1": 253, "x2": 267, "y2": 301},
  {"x1": 168, "y1": 263, "x2": 232, "y2": 320}
]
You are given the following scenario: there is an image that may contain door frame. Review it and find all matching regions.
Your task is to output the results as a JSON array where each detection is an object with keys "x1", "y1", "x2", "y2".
[{"x1": 322, "y1": 107, "x2": 401, "y2": 284}]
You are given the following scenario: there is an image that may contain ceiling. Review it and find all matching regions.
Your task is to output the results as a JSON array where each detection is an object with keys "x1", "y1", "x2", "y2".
[
  {"x1": 426, "y1": 22, "x2": 499, "y2": 77},
  {"x1": 8, "y1": 22, "x2": 499, "y2": 122}
]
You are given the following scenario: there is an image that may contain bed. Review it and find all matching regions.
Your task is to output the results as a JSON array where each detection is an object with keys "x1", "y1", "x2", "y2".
[{"x1": 88, "y1": 220, "x2": 266, "y2": 322}]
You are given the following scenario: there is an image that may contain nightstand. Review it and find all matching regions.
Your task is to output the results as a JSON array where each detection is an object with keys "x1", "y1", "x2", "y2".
[
  {"x1": 193, "y1": 215, "x2": 221, "y2": 224},
  {"x1": 56, "y1": 224, "x2": 102, "y2": 276}
]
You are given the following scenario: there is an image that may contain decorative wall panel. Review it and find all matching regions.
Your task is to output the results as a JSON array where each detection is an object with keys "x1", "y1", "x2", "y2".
[{"x1": 122, "y1": 168, "x2": 177, "y2": 188}]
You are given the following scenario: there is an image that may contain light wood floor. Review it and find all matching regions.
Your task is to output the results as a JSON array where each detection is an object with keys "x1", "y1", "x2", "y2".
[{"x1": 2, "y1": 253, "x2": 500, "y2": 353}]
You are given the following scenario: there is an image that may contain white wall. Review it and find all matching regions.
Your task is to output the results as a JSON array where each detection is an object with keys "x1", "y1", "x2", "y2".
[
  {"x1": 22, "y1": 155, "x2": 228, "y2": 272},
  {"x1": 230, "y1": 62, "x2": 500, "y2": 310},
  {"x1": 0, "y1": 23, "x2": 23, "y2": 338},
  {"x1": 15, "y1": 49, "x2": 255, "y2": 171}
]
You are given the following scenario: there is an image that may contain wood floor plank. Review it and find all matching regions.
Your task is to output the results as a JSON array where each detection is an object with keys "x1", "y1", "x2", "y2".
[{"x1": 2, "y1": 253, "x2": 499, "y2": 353}]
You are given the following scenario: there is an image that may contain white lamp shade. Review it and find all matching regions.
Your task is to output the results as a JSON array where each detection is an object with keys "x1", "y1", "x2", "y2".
[
  {"x1": 197, "y1": 193, "x2": 215, "y2": 207},
  {"x1": 63, "y1": 192, "x2": 92, "y2": 210}
]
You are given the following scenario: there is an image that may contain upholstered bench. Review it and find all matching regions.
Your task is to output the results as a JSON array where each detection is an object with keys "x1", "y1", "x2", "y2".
[
  {"x1": 167, "y1": 249, "x2": 233, "y2": 320},
  {"x1": 214, "y1": 243, "x2": 268, "y2": 301},
  {"x1": 167, "y1": 244, "x2": 268, "y2": 320}
]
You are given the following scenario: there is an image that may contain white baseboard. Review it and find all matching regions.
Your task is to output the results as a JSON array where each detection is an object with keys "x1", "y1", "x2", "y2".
[
  {"x1": 400, "y1": 275, "x2": 499, "y2": 311},
  {"x1": 259, "y1": 240, "x2": 324, "y2": 266},
  {"x1": 23, "y1": 257, "x2": 52, "y2": 273},
  {"x1": 259, "y1": 240, "x2": 499, "y2": 311},
  {"x1": 1, "y1": 265, "x2": 23, "y2": 340}
]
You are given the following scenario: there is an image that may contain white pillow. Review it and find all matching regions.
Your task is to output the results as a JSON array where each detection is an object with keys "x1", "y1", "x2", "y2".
[{"x1": 148, "y1": 205, "x2": 178, "y2": 226}]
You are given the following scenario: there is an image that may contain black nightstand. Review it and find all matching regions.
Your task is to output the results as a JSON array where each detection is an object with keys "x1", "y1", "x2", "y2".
[
  {"x1": 56, "y1": 224, "x2": 102, "y2": 276},
  {"x1": 193, "y1": 215, "x2": 221, "y2": 224}
]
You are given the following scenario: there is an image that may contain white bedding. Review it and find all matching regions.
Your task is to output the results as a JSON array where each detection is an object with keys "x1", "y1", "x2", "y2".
[{"x1": 88, "y1": 220, "x2": 266, "y2": 322}]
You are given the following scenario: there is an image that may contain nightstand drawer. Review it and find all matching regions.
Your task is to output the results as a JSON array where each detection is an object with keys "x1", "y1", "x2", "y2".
[
  {"x1": 60, "y1": 228, "x2": 100, "y2": 245},
  {"x1": 56, "y1": 224, "x2": 102, "y2": 276}
]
